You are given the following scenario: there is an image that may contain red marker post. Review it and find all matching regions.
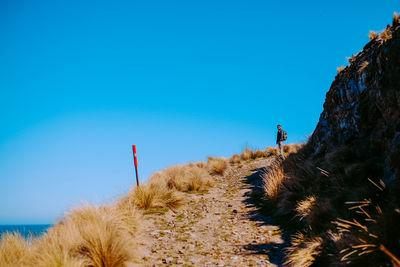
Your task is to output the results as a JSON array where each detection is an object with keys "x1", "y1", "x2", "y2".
[{"x1": 132, "y1": 145, "x2": 140, "y2": 186}]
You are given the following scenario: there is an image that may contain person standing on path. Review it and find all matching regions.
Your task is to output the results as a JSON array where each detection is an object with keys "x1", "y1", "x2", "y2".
[{"x1": 276, "y1": 124, "x2": 286, "y2": 159}]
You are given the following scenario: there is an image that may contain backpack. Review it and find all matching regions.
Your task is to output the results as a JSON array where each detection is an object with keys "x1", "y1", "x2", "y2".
[{"x1": 282, "y1": 130, "x2": 287, "y2": 141}]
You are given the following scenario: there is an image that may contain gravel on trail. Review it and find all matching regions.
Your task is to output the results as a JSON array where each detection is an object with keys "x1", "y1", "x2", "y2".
[{"x1": 132, "y1": 158, "x2": 288, "y2": 267}]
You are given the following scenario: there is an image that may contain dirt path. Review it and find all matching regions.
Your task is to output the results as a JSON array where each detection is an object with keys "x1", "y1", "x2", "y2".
[{"x1": 134, "y1": 158, "x2": 287, "y2": 266}]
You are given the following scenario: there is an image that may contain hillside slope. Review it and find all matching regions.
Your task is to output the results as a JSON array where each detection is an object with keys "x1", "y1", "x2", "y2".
[{"x1": 263, "y1": 14, "x2": 400, "y2": 266}]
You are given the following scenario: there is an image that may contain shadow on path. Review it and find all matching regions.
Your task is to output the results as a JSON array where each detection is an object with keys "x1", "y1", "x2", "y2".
[{"x1": 241, "y1": 165, "x2": 291, "y2": 266}]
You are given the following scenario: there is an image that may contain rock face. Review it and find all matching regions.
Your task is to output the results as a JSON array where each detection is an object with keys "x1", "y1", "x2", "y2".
[
  {"x1": 276, "y1": 16, "x2": 400, "y2": 266},
  {"x1": 311, "y1": 21, "x2": 400, "y2": 185}
]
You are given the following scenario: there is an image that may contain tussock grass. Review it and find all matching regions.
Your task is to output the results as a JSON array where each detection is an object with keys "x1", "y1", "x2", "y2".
[
  {"x1": 24, "y1": 204, "x2": 139, "y2": 267},
  {"x1": 262, "y1": 159, "x2": 284, "y2": 201},
  {"x1": 369, "y1": 30, "x2": 378, "y2": 40},
  {"x1": 283, "y1": 143, "x2": 301, "y2": 154},
  {"x1": 0, "y1": 232, "x2": 29, "y2": 266},
  {"x1": 150, "y1": 164, "x2": 212, "y2": 193},
  {"x1": 253, "y1": 149, "x2": 266, "y2": 158},
  {"x1": 380, "y1": 28, "x2": 392, "y2": 41},
  {"x1": 337, "y1": 66, "x2": 345, "y2": 74},
  {"x1": 229, "y1": 154, "x2": 242, "y2": 164},
  {"x1": 207, "y1": 157, "x2": 228, "y2": 175},
  {"x1": 129, "y1": 183, "x2": 184, "y2": 210},
  {"x1": 285, "y1": 233, "x2": 322, "y2": 267},
  {"x1": 265, "y1": 147, "x2": 279, "y2": 157},
  {"x1": 295, "y1": 196, "x2": 316, "y2": 221},
  {"x1": 241, "y1": 148, "x2": 254, "y2": 160},
  {"x1": 358, "y1": 61, "x2": 369, "y2": 74}
]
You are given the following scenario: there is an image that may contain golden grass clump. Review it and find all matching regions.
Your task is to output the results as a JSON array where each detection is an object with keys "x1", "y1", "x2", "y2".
[
  {"x1": 380, "y1": 28, "x2": 392, "y2": 41},
  {"x1": 295, "y1": 196, "x2": 316, "y2": 221},
  {"x1": 26, "y1": 204, "x2": 139, "y2": 267},
  {"x1": 241, "y1": 148, "x2": 254, "y2": 160},
  {"x1": 150, "y1": 164, "x2": 212, "y2": 193},
  {"x1": 66, "y1": 206, "x2": 137, "y2": 267},
  {"x1": 187, "y1": 165, "x2": 214, "y2": 190},
  {"x1": 265, "y1": 146, "x2": 279, "y2": 157},
  {"x1": 283, "y1": 143, "x2": 301, "y2": 154},
  {"x1": 393, "y1": 12, "x2": 399, "y2": 24},
  {"x1": 207, "y1": 157, "x2": 228, "y2": 175},
  {"x1": 0, "y1": 232, "x2": 29, "y2": 266},
  {"x1": 358, "y1": 61, "x2": 369, "y2": 74},
  {"x1": 253, "y1": 149, "x2": 266, "y2": 158},
  {"x1": 229, "y1": 154, "x2": 242, "y2": 164},
  {"x1": 337, "y1": 66, "x2": 345, "y2": 74},
  {"x1": 262, "y1": 159, "x2": 285, "y2": 201},
  {"x1": 285, "y1": 233, "x2": 323, "y2": 267},
  {"x1": 129, "y1": 183, "x2": 184, "y2": 210},
  {"x1": 195, "y1": 161, "x2": 205, "y2": 168},
  {"x1": 369, "y1": 31, "x2": 378, "y2": 40}
]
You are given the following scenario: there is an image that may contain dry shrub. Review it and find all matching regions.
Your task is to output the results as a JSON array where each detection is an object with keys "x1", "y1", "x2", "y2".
[
  {"x1": 358, "y1": 61, "x2": 369, "y2": 74},
  {"x1": 253, "y1": 149, "x2": 266, "y2": 158},
  {"x1": 241, "y1": 148, "x2": 254, "y2": 160},
  {"x1": 150, "y1": 164, "x2": 212, "y2": 193},
  {"x1": 113, "y1": 198, "x2": 141, "y2": 237},
  {"x1": 380, "y1": 28, "x2": 392, "y2": 41},
  {"x1": 27, "y1": 204, "x2": 138, "y2": 267},
  {"x1": 394, "y1": 12, "x2": 399, "y2": 24},
  {"x1": 66, "y1": 206, "x2": 136, "y2": 267},
  {"x1": 195, "y1": 161, "x2": 205, "y2": 168},
  {"x1": 266, "y1": 147, "x2": 279, "y2": 157},
  {"x1": 369, "y1": 30, "x2": 378, "y2": 40},
  {"x1": 0, "y1": 232, "x2": 29, "y2": 266},
  {"x1": 283, "y1": 143, "x2": 301, "y2": 154},
  {"x1": 229, "y1": 154, "x2": 242, "y2": 164},
  {"x1": 285, "y1": 233, "x2": 323, "y2": 267},
  {"x1": 262, "y1": 159, "x2": 285, "y2": 201},
  {"x1": 129, "y1": 183, "x2": 183, "y2": 210},
  {"x1": 295, "y1": 196, "x2": 316, "y2": 221},
  {"x1": 207, "y1": 157, "x2": 228, "y2": 175},
  {"x1": 337, "y1": 66, "x2": 345, "y2": 74}
]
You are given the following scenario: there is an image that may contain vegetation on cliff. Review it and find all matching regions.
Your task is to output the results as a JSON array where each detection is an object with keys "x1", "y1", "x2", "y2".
[{"x1": 262, "y1": 13, "x2": 400, "y2": 266}]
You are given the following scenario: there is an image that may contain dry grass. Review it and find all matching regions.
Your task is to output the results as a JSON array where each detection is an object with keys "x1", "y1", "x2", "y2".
[
  {"x1": 229, "y1": 154, "x2": 242, "y2": 164},
  {"x1": 265, "y1": 147, "x2": 279, "y2": 157},
  {"x1": 295, "y1": 195, "x2": 316, "y2": 221},
  {"x1": 369, "y1": 30, "x2": 378, "y2": 40},
  {"x1": 283, "y1": 143, "x2": 301, "y2": 154},
  {"x1": 262, "y1": 159, "x2": 285, "y2": 201},
  {"x1": 241, "y1": 148, "x2": 254, "y2": 161},
  {"x1": 253, "y1": 149, "x2": 266, "y2": 158},
  {"x1": 393, "y1": 12, "x2": 399, "y2": 25},
  {"x1": 285, "y1": 233, "x2": 323, "y2": 267},
  {"x1": 0, "y1": 232, "x2": 29, "y2": 266},
  {"x1": 150, "y1": 164, "x2": 212, "y2": 193},
  {"x1": 0, "y1": 158, "x2": 218, "y2": 266},
  {"x1": 128, "y1": 183, "x2": 184, "y2": 210},
  {"x1": 337, "y1": 66, "x2": 345, "y2": 74},
  {"x1": 358, "y1": 61, "x2": 369, "y2": 74},
  {"x1": 380, "y1": 28, "x2": 392, "y2": 41},
  {"x1": 207, "y1": 157, "x2": 228, "y2": 175},
  {"x1": 22, "y1": 203, "x2": 140, "y2": 267}
]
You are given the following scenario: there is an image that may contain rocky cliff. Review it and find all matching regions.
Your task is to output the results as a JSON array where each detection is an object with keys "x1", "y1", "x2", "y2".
[
  {"x1": 311, "y1": 19, "x2": 400, "y2": 187},
  {"x1": 273, "y1": 15, "x2": 400, "y2": 266}
]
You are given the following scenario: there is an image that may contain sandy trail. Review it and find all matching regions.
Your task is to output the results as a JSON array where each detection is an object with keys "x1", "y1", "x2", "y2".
[{"x1": 133, "y1": 158, "x2": 287, "y2": 266}]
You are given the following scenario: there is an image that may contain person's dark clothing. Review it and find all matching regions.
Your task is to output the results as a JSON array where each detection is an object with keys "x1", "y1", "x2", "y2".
[{"x1": 277, "y1": 129, "x2": 284, "y2": 144}]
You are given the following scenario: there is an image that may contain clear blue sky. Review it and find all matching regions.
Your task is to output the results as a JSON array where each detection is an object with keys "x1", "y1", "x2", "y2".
[{"x1": 0, "y1": 0, "x2": 397, "y2": 224}]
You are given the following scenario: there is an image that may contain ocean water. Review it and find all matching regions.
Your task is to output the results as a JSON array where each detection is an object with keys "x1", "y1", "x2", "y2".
[{"x1": 0, "y1": 224, "x2": 52, "y2": 239}]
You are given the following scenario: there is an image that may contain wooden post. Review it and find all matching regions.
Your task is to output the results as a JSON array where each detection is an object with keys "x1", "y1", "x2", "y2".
[{"x1": 132, "y1": 145, "x2": 139, "y2": 186}]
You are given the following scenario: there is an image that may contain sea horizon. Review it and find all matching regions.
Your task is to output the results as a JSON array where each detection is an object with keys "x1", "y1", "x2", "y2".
[{"x1": 0, "y1": 224, "x2": 52, "y2": 239}]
